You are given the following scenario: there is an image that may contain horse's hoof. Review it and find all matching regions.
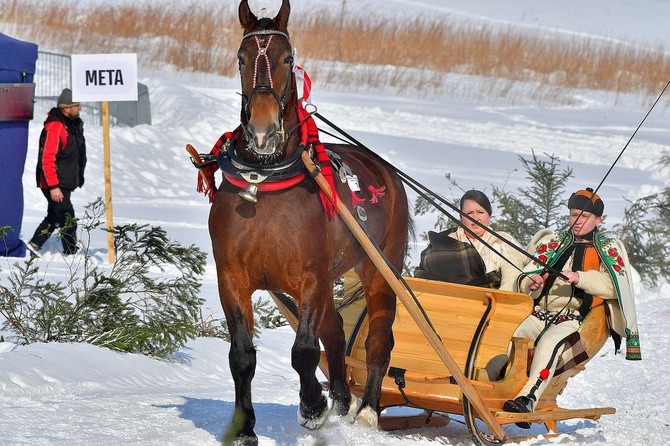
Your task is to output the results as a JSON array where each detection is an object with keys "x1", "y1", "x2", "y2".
[
  {"x1": 330, "y1": 392, "x2": 360, "y2": 421},
  {"x1": 298, "y1": 393, "x2": 331, "y2": 430},
  {"x1": 343, "y1": 393, "x2": 361, "y2": 423},
  {"x1": 355, "y1": 406, "x2": 379, "y2": 429},
  {"x1": 229, "y1": 434, "x2": 258, "y2": 446}
]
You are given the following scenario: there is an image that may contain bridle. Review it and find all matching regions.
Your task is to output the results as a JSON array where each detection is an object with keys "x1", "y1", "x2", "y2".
[
  {"x1": 239, "y1": 29, "x2": 295, "y2": 147},
  {"x1": 219, "y1": 28, "x2": 315, "y2": 202}
]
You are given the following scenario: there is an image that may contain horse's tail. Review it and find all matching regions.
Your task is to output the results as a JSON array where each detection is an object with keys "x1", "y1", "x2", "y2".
[
  {"x1": 406, "y1": 213, "x2": 417, "y2": 269},
  {"x1": 337, "y1": 270, "x2": 365, "y2": 311}
]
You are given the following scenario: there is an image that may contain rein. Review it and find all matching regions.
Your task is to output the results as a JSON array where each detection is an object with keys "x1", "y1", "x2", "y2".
[
  {"x1": 314, "y1": 112, "x2": 565, "y2": 281},
  {"x1": 550, "y1": 80, "x2": 670, "y2": 267},
  {"x1": 314, "y1": 78, "x2": 670, "y2": 283}
]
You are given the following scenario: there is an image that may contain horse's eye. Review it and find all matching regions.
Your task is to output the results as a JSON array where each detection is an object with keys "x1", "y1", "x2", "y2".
[
  {"x1": 284, "y1": 55, "x2": 294, "y2": 66},
  {"x1": 238, "y1": 56, "x2": 245, "y2": 69}
]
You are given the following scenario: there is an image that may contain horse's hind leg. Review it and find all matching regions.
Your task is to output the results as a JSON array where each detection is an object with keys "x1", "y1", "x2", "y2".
[
  {"x1": 317, "y1": 287, "x2": 353, "y2": 418},
  {"x1": 355, "y1": 260, "x2": 398, "y2": 428},
  {"x1": 292, "y1": 278, "x2": 344, "y2": 428},
  {"x1": 218, "y1": 279, "x2": 258, "y2": 446}
]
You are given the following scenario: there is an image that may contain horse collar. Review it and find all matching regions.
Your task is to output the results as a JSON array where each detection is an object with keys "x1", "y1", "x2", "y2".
[{"x1": 218, "y1": 135, "x2": 308, "y2": 202}]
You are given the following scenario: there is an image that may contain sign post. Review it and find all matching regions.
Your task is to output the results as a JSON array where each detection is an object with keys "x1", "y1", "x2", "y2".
[
  {"x1": 71, "y1": 53, "x2": 138, "y2": 263},
  {"x1": 101, "y1": 101, "x2": 113, "y2": 262}
]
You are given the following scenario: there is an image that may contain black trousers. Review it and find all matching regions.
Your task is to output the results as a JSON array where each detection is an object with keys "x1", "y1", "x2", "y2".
[{"x1": 29, "y1": 188, "x2": 78, "y2": 254}]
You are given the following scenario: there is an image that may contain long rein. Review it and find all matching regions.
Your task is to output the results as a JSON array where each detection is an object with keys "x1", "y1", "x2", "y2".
[
  {"x1": 552, "y1": 80, "x2": 670, "y2": 256},
  {"x1": 313, "y1": 78, "x2": 669, "y2": 283},
  {"x1": 239, "y1": 28, "x2": 669, "y2": 286},
  {"x1": 313, "y1": 111, "x2": 548, "y2": 280}
]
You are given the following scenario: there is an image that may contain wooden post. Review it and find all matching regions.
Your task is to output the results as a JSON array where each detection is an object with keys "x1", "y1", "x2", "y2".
[
  {"x1": 301, "y1": 152, "x2": 506, "y2": 442},
  {"x1": 102, "y1": 101, "x2": 115, "y2": 263}
]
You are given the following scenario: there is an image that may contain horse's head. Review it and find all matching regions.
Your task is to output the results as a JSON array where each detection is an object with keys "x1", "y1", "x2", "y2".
[{"x1": 237, "y1": 0, "x2": 297, "y2": 164}]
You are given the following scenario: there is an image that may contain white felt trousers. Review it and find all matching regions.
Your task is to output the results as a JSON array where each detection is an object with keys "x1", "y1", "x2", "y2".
[{"x1": 512, "y1": 314, "x2": 581, "y2": 408}]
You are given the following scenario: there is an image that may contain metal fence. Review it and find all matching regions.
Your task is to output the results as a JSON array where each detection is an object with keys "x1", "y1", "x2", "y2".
[{"x1": 34, "y1": 51, "x2": 151, "y2": 127}]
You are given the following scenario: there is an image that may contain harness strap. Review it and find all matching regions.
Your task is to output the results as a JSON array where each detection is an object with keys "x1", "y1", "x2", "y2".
[
  {"x1": 220, "y1": 138, "x2": 307, "y2": 181},
  {"x1": 224, "y1": 172, "x2": 305, "y2": 191}
]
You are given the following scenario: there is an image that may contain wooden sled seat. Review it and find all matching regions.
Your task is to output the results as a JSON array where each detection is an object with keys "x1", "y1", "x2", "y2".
[{"x1": 341, "y1": 277, "x2": 616, "y2": 429}]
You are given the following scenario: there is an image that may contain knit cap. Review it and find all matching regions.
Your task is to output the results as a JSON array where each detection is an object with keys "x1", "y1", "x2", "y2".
[{"x1": 57, "y1": 88, "x2": 80, "y2": 108}]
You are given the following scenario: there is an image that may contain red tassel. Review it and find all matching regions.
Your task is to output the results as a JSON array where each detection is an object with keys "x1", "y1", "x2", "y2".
[
  {"x1": 368, "y1": 185, "x2": 386, "y2": 203},
  {"x1": 539, "y1": 368, "x2": 550, "y2": 380},
  {"x1": 296, "y1": 74, "x2": 338, "y2": 218},
  {"x1": 351, "y1": 191, "x2": 366, "y2": 207},
  {"x1": 311, "y1": 139, "x2": 338, "y2": 218},
  {"x1": 195, "y1": 129, "x2": 240, "y2": 203},
  {"x1": 196, "y1": 173, "x2": 206, "y2": 194},
  {"x1": 319, "y1": 194, "x2": 336, "y2": 218},
  {"x1": 196, "y1": 164, "x2": 218, "y2": 203}
]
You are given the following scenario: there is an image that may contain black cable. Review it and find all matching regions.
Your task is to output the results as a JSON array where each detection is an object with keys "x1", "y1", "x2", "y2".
[{"x1": 550, "y1": 80, "x2": 670, "y2": 271}]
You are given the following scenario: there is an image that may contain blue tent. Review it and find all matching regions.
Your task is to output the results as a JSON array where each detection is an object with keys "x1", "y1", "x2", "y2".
[{"x1": 0, "y1": 33, "x2": 38, "y2": 257}]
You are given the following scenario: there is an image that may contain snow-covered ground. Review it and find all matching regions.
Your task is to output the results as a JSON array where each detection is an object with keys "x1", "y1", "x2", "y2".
[{"x1": 1, "y1": 1, "x2": 669, "y2": 445}]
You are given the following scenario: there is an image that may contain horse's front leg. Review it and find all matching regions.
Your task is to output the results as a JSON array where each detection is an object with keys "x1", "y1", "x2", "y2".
[
  {"x1": 219, "y1": 279, "x2": 258, "y2": 446},
  {"x1": 292, "y1": 278, "x2": 336, "y2": 429}
]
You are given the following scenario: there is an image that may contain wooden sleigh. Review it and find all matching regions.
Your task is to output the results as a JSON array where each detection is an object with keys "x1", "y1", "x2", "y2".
[
  {"x1": 262, "y1": 152, "x2": 617, "y2": 445},
  {"x1": 270, "y1": 275, "x2": 615, "y2": 443}
]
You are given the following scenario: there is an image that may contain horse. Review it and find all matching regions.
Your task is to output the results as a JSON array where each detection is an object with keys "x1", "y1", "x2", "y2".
[{"x1": 209, "y1": 1, "x2": 409, "y2": 444}]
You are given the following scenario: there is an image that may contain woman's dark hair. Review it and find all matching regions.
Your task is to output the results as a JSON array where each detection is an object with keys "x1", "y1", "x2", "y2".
[{"x1": 460, "y1": 190, "x2": 492, "y2": 216}]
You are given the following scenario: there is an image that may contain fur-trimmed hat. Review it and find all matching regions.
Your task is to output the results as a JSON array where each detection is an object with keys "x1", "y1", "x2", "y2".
[
  {"x1": 57, "y1": 88, "x2": 80, "y2": 108},
  {"x1": 567, "y1": 187, "x2": 604, "y2": 216}
]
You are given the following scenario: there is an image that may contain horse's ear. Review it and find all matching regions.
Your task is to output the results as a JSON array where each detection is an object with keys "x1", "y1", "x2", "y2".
[
  {"x1": 239, "y1": 0, "x2": 257, "y2": 30},
  {"x1": 274, "y1": 0, "x2": 291, "y2": 30}
]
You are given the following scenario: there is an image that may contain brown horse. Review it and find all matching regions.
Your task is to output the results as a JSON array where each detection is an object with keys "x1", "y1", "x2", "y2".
[{"x1": 209, "y1": 1, "x2": 409, "y2": 444}]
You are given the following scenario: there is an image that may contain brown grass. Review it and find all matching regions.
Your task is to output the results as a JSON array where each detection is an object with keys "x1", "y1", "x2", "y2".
[{"x1": 2, "y1": 0, "x2": 668, "y2": 102}]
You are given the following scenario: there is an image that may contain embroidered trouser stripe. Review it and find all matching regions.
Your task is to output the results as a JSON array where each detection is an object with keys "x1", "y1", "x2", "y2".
[{"x1": 526, "y1": 333, "x2": 574, "y2": 402}]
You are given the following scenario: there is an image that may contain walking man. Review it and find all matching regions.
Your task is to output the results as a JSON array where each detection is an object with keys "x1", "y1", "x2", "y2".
[{"x1": 29, "y1": 88, "x2": 86, "y2": 255}]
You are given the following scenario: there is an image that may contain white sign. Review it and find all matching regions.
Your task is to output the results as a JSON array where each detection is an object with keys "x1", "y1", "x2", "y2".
[{"x1": 71, "y1": 53, "x2": 138, "y2": 102}]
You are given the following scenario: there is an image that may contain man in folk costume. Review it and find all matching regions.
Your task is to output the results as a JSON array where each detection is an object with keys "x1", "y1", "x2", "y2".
[{"x1": 503, "y1": 188, "x2": 641, "y2": 424}]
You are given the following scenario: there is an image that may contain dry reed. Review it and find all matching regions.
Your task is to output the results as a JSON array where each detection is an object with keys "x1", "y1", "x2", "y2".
[{"x1": 1, "y1": 0, "x2": 668, "y2": 102}]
